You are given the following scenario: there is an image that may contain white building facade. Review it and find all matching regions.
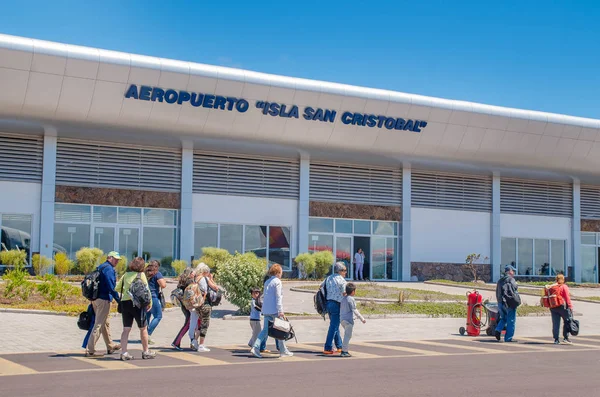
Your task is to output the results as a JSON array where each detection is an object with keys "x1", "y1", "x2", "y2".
[{"x1": 1, "y1": 33, "x2": 600, "y2": 282}]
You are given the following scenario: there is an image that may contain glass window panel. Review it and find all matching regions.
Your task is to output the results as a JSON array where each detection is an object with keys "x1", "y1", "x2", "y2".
[
  {"x1": 194, "y1": 223, "x2": 218, "y2": 258},
  {"x1": 373, "y1": 221, "x2": 397, "y2": 236},
  {"x1": 245, "y1": 225, "x2": 268, "y2": 259},
  {"x1": 371, "y1": 237, "x2": 387, "y2": 279},
  {"x1": 118, "y1": 227, "x2": 139, "y2": 261},
  {"x1": 54, "y1": 204, "x2": 91, "y2": 223},
  {"x1": 534, "y1": 239, "x2": 550, "y2": 276},
  {"x1": 143, "y1": 227, "x2": 176, "y2": 271},
  {"x1": 53, "y1": 223, "x2": 91, "y2": 260},
  {"x1": 354, "y1": 220, "x2": 371, "y2": 235},
  {"x1": 309, "y1": 218, "x2": 334, "y2": 233},
  {"x1": 335, "y1": 236, "x2": 352, "y2": 277},
  {"x1": 118, "y1": 208, "x2": 141, "y2": 224},
  {"x1": 551, "y1": 240, "x2": 566, "y2": 277},
  {"x1": 92, "y1": 206, "x2": 117, "y2": 223},
  {"x1": 143, "y1": 209, "x2": 176, "y2": 226},
  {"x1": 220, "y1": 224, "x2": 243, "y2": 254},
  {"x1": 387, "y1": 237, "x2": 398, "y2": 280},
  {"x1": 309, "y1": 234, "x2": 333, "y2": 254},
  {"x1": 501, "y1": 238, "x2": 516, "y2": 269},
  {"x1": 1, "y1": 214, "x2": 32, "y2": 258},
  {"x1": 268, "y1": 226, "x2": 291, "y2": 270},
  {"x1": 335, "y1": 219, "x2": 352, "y2": 234},
  {"x1": 581, "y1": 232, "x2": 596, "y2": 245},
  {"x1": 581, "y1": 245, "x2": 597, "y2": 283},
  {"x1": 517, "y1": 238, "x2": 533, "y2": 276},
  {"x1": 94, "y1": 227, "x2": 115, "y2": 254}
]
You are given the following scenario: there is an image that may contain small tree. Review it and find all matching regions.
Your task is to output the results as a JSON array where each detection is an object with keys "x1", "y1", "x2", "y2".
[
  {"x1": 465, "y1": 253, "x2": 489, "y2": 282},
  {"x1": 216, "y1": 252, "x2": 267, "y2": 314},
  {"x1": 171, "y1": 260, "x2": 188, "y2": 276},
  {"x1": 32, "y1": 254, "x2": 53, "y2": 276},
  {"x1": 54, "y1": 252, "x2": 74, "y2": 276},
  {"x1": 196, "y1": 247, "x2": 231, "y2": 274},
  {"x1": 294, "y1": 252, "x2": 316, "y2": 279},
  {"x1": 313, "y1": 251, "x2": 335, "y2": 279},
  {"x1": 0, "y1": 249, "x2": 27, "y2": 269},
  {"x1": 76, "y1": 247, "x2": 104, "y2": 275}
]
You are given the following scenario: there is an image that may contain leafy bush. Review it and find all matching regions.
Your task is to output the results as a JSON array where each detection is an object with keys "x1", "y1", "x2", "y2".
[
  {"x1": 32, "y1": 254, "x2": 53, "y2": 276},
  {"x1": 196, "y1": 247, "x2": 231, "y2": 274},
  {"x1": 0, "y1": 249, "x2": 28, "y2": 268},
  {"x1": 171, "y1": 260, "x2": 188, "y2": 276},
  {"x1": 295, "y1": 252, "x2": 316, "y2": 279},
  {"x1": 2, "y1": 267, "x2": 35, "y2": 300},
  {"x1": 313, "y1": 251, "x2": 334, "y2": 279},
  {"x1": 36, "y1": 274, "x2": 79, "y2": 304},
  {"x1": 54, "y1": 252, "x2": 74, "y2": 276},
  {"x1": 216, "y1": 252, "x2": 267, "y2": 314},
  {"x1": 76, "y1": 247, "x2": 104, "y2": 275}
]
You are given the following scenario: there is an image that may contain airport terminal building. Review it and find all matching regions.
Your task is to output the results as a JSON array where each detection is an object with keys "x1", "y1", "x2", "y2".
[{"x1": 2, "y1": 33, "x2": 600, "y2": 282}]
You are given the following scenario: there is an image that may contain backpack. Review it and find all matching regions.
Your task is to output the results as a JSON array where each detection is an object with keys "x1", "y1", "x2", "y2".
[
  {"x1": 314, "y1": 279, "x2": 328, "y2": 319},
  {"x1": 253, "y1": 295, "x2": 263, "y2": 311},
  {"x1": 203, "y1": 277, "x2": 222, "y2": 306},
  {"x1": 502, "y1": 278, "x2": 521, "y2": 309},
  {"x1": 541, "y1": 284, "x2": 565, "y2": 309},
  {"x1": 77, "y1": 310, "x2": 92, "y2": 330},
  {"x1": 81, "y1": 268, "x2": 101, "y2": 301},
  {"x1": 129, "y1": 273, "x2": 152, "y2": 309},
  {"x1": 182, "y1": 282, "x2": 205, "y2": 311}
]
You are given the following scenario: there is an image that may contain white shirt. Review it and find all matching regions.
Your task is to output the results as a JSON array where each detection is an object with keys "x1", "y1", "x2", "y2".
[
  {"x1": 261, "y1": 276, "x2": 283, "y2": 315},
  {"x1": 354, "y1": 252, "x2": 364, "y2": 265}
]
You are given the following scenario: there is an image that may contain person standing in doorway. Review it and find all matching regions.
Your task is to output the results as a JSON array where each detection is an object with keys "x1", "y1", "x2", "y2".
[
  {"x1": 145, "y1": 260, "x2": 167, "y2": 345},
  {"x1": 322, "y1": 262, "x2": 348, "y2": 355},
  {"x1": 495, "y1": 265, "x2": 521, "y2": 342},
  {"x1": 354, "y1": 248, "x2": 365, "y2": 281}
]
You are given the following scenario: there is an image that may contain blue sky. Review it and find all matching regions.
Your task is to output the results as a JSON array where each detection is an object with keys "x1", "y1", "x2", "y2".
[{"x1": 1, "y1": 1, "x2": 599, "y2": 118}]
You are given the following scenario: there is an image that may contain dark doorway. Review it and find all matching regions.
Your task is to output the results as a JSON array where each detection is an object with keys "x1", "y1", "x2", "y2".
[{"x1": 353, "y1": 236, "x2": 370, "y2": 281}]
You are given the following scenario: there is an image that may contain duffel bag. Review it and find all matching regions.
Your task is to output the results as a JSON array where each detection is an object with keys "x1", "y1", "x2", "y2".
[{"x1": 268, "y1": 317, "x2": 297, "y2": 342}]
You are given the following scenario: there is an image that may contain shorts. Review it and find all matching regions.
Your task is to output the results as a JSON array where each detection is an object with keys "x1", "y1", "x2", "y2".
[{"x1": 121, "y1": 300, "x2": 147, "y2": 328}]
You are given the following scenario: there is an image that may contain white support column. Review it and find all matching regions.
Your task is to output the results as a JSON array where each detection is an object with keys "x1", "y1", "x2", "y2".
[
  {"x1": 40, "y1": 127, "x2": 57, "y2": 262},
  {"x1": 491, "y1": 173, "x2": 501, "y2": 282},
  {"x1": 297, "y1": 153, "x2": 310, "y2": 258},
  {"x1": 401, "y1": 164, "x2": 412, "y2": 281},
  {"x1": 572, "y1": 179, "x2": 581, "y2": 283},
  {"x1": 180, "y1": 141, "x2": 194, "y2": 263}
]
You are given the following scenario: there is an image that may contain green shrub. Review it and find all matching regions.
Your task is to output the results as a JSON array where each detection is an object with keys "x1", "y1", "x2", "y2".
[
  {"x1": 313, "y1": 251, "x2": 334, "y2": 279},
  {"x1": 295, "y1": 252, "x2": 316, "y2": 279},
  {"x1": 171, "y1": 260, "x2": 188, "y2": 276},
  {"x1": 54, "y1": 252, "x2": 74, "y2": 276},
  {"x1": 216, "y1": 252, "x2": 267, "y2": 314},
  {"x1": 36, "y1": 274, "x2": 79, "y2": 304},
  {"x1": 0, "y1": 249, "x2": 28, "y2": 268},
  {"x1": 32, "y1": 254, "x2": 53, "y2": 276},
  {"x1": 76, "y1": 247, "x2": 104, "y2": 275},
  {"x1": 2, "y1": 267, "x2": 35, "y2": 300},
  {"x1": 197, "y1": 247, "x2": 231, "y2": 273}
]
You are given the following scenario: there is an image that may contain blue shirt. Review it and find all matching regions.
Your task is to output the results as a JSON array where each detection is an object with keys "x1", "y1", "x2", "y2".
[
  {"x1": 147, "y1": 271, "x2": 164, "y2": 298},
  {"x1": 97, "y1": 262, "x2": 120, "y2": 302}
]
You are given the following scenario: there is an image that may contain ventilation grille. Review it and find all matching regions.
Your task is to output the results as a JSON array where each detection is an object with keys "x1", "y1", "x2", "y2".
[
  {"x1": 193, "y1": 152, "x2": 300, "y2": 199},
  {"x1": 56, "y1": 139, "x2": 182, "y2": 192},
  {"x1": 412, "y1": 171, "x2": 492, "y2": 211},
  {"x1": 310, "y1": 162, "x2": 401, "y2": 206},
  {"x1": 581, "y1": 185, "x2": 600, "y2": 219},
  {"x1": 0, "y1": 133, "x2": 43, "y2": 183},
  {"x1": 500, "y1": 178, "x2": 572, "y2": 217}
]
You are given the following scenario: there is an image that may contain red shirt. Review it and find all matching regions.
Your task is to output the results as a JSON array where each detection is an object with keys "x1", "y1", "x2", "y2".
[{"x1": 560, "y1": 284, "x2": 573, "y2": 309}]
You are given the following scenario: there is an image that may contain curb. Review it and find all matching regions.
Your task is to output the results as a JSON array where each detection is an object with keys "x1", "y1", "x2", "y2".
[{"x1": 290, "y1": 287, "x2": 463, "y2": 304}]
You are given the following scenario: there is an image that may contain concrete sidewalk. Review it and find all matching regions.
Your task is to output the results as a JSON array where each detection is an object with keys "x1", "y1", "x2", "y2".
[{"x1": 1, "y1": 282, "x2": 599, "y2": 353}]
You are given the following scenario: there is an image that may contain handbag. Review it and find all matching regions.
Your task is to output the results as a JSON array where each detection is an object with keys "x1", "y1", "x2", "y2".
[
  {"x1": 568, "y1": 310, "x2": 580, "y2": 336},
  {"x1": 268, "y1": 317, "x2": 297, "y2": 342}
]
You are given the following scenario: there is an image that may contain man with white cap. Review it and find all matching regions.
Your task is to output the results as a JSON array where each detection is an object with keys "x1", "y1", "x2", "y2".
[{"x1": 86, "y1": 251, "x2": 122, "y2": 357}]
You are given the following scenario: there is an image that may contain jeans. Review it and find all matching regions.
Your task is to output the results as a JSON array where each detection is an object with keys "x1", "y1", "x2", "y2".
[
  {"x1": 146, "y1": 297, "x2": 163, "y2": 335},
  {"x1": 341, "y1": 320, "x2": 353, "y2": 352},
  {"x1": 325, "y1": 301, "x2": 343, "y2": 351},
  {"x1": 253, "y1": 315, "x2": 287, "y2": 353},
  {"x1": 550, "y1": 306, "x2": 570, "y2": 340},
  {"x1": 495, "y1": 301, "x2": 516, "y2": 341}
]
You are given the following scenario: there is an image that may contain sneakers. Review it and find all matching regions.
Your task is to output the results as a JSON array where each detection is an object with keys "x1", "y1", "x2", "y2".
[
  {"x1": 85, "y1": 351, "x2": 104, "y2": 358},
  {"x1": 142, "y1": 350, "x2": 157, "y2": 359},
  {"x1": 190, "y1": 340, "x2": 199, "y2": 351},
  {"x1": 280, "y1": 350, "x2": 294, "y2": 357},
  {"x1": 171, "y1": 343, "x2": 183, "y2": 351},
  {"x1": 340, "y1": 351, "x2": 352, "y2": 357},
  {"x1": 562, "y1": 338, "x2": 573, "y2": 345},
  {"x1": 196, "y1": 345, "x2": 210, "y2": 352},
  {"x1": 323, "y1": 350, "x2": 334, "y2": 355},
  {"x1": 120, "y1": 352, "x2": 134, "y2": 361},
  {"x1": 495, "y1": 331, "x2": 501, "y2": 341},
  {"x1": 554, "y1": 339, "x2": 560, "y2": 345},
  {"x1": 251, "y1": 347, "x2": 262, "y2": 358}
]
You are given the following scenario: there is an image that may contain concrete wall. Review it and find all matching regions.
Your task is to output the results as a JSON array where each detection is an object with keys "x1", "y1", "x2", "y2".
[
  {"x1": 0, "y1": 181, "x2": 42, "y2": 252},
  {"x1": 500, "y1": 213, "x2": 571, "y2": 241}
]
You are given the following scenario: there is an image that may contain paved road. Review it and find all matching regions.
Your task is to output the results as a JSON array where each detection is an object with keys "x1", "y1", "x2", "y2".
[{"x1": 2, "y1": 335, "x2": 600, "y2": 396}]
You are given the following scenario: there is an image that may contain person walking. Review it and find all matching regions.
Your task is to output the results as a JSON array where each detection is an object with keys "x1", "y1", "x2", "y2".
[
  {"x1": 248, "y1": 288, "x2": 267, "y2": 353},
  {"x1": 322, "y1": 262, "x2": 348, "y2": 354},
  {"x1": 251, "y1": 264, "x2": 293, "y2": 358},
  {"x1": 340, "y1": 283, "x2": 366, "y2": 357},
  {"x1": 171, "y1": 267, "x2": 195, "y2": 351},
  {"x1": 86, "y1": 251, "x2": 121, "y2": 357},
  {"x1": 354, "y1": 249, "x2": 365, "y2": 281},
  {"x1": 145, "y1": 260, "x2": 166, "y2": 345},
  {"x1": 495, "y1": 265, "x2": 521, "y2": 342},
  {"x1": 550, "y1": 274, "x2": 574, "y2": 345},
  {"x1": 116, "y1": 257, "x2": 156, "y2": 360},
  {"x1": 188, "y1": 263, "x2": 219, "y2": 352}
]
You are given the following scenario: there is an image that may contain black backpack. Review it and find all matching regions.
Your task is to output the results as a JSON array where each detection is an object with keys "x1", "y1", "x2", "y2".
[
  {"x1": 81, "y1": 269, "x2": 101, "y2": 301},
  {"x1": 204, "y1": 278, "x2": 222, "y2": 306},
  {"x1": 129, "y1": 273, "x2": 152, "y2": 308},
  {"x1": 77, "y1": 310, "x2": 92, "y2": 330},
  {"x1": 314, "y1": 279, "x2": 328, "y2": 319}
]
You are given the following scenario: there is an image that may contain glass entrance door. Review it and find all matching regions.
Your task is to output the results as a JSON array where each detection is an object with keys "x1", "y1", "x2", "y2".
[
  {"x1": 118, "y1": 227, "x2": 140, "y2": 261},
  {"x1": 94, "y1": 226, "x2": 116, "y2": 254},
  {"x1": 581, "y1": 245, "x2": 598, "y2": 283},
  {"x1": 371, "y1": 237, "x2": 398, "y2": 280},
  {"x1": 335, "y1": 236, "x2": 353, "y2": 280}
]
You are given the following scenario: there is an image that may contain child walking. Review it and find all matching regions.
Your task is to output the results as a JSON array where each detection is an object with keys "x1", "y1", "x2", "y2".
[
  {"x1": 340, "y1": 283, "x2": 366, "y2": 357},
  {"x1": 248, "y1": 288, "x2": 267, "y2": 352}
]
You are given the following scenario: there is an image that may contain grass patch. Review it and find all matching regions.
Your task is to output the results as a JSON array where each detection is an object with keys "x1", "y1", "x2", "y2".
[
  {"x1": 296, "y1": 284, "x2": 466, "y2": 301},
  {"x1": 428, "y1": 280, "x2": 542, "y2": 296},
  {"x1": 357, "y1": 301, "x2": 548, "y2": 317},
  {"x1": 582, "y1": 296, "x2": 600, "y2": 301}
]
